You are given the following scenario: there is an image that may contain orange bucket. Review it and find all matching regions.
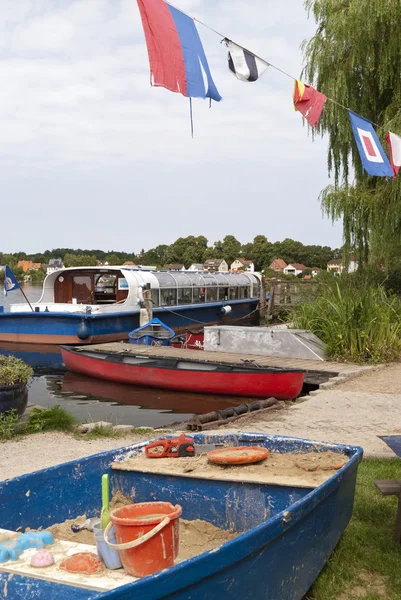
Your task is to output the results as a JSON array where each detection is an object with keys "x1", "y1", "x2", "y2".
[{"x1": 104, "y1": 502, "x2": 182, "y2": 577}]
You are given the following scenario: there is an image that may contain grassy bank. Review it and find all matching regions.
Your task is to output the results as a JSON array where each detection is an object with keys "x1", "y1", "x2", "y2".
[
  {"x1": 0, "y1": 406, "x2": 153, "y2": 440},
  {"x1": 293, "y1": 275, "x2": 401, "y2": 363},
  {"x1": 310, "y1": 459, "x2": 401, "y2": 599}
]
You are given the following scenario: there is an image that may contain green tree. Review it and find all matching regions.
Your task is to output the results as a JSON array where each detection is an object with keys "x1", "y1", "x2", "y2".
[
  {"x1": 63, "y1": 253, "x2": 98, "y2": 267},
  {"x1": 105, "y1": 254, "x2": 121, "y2": 265},
  {"x1": 303, "y1": 0, "x2": 401, "y2": 268},
  {"x1": 165, "y1": 236, "x2": 208, "y2": 267},
  {"x1": 222, "y1": 235, "x2": 241, "y2": 266},
  {"x1": 143, "y1": 245, "x2": 168, "y2": 266},
  {"x1": 250, "y1": 235, "x2": 273, "y2": 270}
]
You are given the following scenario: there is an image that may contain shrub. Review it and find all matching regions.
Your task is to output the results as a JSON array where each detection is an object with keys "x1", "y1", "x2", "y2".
[
  {"x1": 27, "y1": 405, "x2": 77, "y2": 433},
  {"x1": 0, "y1": 410, "x2": 19, "y2": 440},
  {"x1": 292, "y1": 274, "x2": 401, "y2": 363},
  {"x1": 0, "y1": 356, "x2": 33, "y2": 386}
]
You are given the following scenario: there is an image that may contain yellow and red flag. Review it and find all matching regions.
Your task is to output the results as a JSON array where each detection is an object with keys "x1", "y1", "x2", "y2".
[{"x1": 293, "y1": 80, "x2": 327, "y2": 127}]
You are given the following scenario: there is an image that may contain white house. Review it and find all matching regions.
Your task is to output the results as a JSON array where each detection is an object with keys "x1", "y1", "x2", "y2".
[
  {"x1": 230, "y1": 258, "x2": 255, "y2": 272},
  {"x1": 46, "y1": 258, "x2": 64, "y2": 275},
  {"x1": 283, "y1": 263, "x2": 307, "y2": 277},
  {"x1": 203, "y1": 259, "x2": 229, "y2": 272},
  {"x1": 188, "y1": 263, "x2": 204, "y2": 271},
  {"x1": 327, "y1": 258, "x2": 358, "y2": 275}
]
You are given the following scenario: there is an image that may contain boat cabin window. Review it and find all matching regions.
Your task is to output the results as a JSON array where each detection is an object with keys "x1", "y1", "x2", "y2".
[
  {"x1": 178, "y1": 288, "x2": 192, "y2": 305},
  {"x1": 192, "y1": 287, "x2": 205, "y2": 303},
  {"x1": 206, "y1": 287, "x2": 218, "y2": 302},
  {"x1": 151, "y1": 289, "x2": 160, "y2": 307},
  {"x1": 160, "y1": 289, "x2": 177, "y2": 306},
  {"x1": 94, "y1": 274, "x2": 116, "y2": 304},
  {"x1": 54, "y1": 270, "x2": 128, "y2": 305},
  {"x1": 150, "y1": 271, "x2": 259, "y2": 308}
]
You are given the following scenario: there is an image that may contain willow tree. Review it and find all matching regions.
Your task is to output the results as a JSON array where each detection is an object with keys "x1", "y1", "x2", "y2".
[{"x1": 303, "y1": 0, "x2": 401, "y2": 268}]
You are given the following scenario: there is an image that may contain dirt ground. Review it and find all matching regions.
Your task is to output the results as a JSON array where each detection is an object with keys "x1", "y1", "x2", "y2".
[
  {"x1": 221, "y1": 363, "x2": 401, "y2": 457},
  {"x1": 332, "y1": 363, "x2": 401, "y2": 393},
  {"x1": 0, "y1": 432, "x2": 152, "y2": 481}
]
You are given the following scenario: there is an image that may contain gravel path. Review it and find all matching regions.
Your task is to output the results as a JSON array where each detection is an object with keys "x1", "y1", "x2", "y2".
[
  {"x1": 224, "y1": 390, "x2": 401, "y2": 457},
  {"x1": 0, "y1": 432, "x2": 151, "y2": 481}
]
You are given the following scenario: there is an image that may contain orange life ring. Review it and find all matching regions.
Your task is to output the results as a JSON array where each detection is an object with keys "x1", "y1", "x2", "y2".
[{"x1": 207, "y1": 446, "x2": 269, "y2": 465}]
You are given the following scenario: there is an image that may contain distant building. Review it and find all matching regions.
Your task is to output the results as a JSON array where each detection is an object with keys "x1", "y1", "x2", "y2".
[
  {"x1": 163, "y1": 264, "x2": 185, "y2": 271},
  {"x1": 270, "y1": 259, "x2": 287, "y2": 272},
  {"x1": 122, "y1": 261, "x2": 136, "y2": 266},
  {"x1": 327, "y1": 259, "x2": 342, "y2": 274},
  {"x1": 17, "y1": 260, "x2": 41, "y2": 273},
  {"x1": 283, "y1": 263, "x2": 307, "y2": 277},
  {"x1": 188, "y1": 263, "x2": 204, "y2": 271},
  {"x1": 327, "y1": 258, "x2": 358, "y2": 275},
  {"x1": 203, "y1": 259, "x2": 229, "y2": 272},
  {"x1": 230, "y1": 258, "x2": 255, "y2": 272},
  {"x1": 46, "y1": 258, "x2": 64, "y2": 275},
  {"x1": 311, "y1": 267, "x2": 321, "y2": 277}
]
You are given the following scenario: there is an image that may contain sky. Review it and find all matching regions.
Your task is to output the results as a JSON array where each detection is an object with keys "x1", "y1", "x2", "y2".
[{"x1": 0, "y1": 0, "x2": 343, "y2": 254}]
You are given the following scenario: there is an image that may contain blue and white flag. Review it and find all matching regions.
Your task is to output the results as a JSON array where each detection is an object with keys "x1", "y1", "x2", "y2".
[
  {"x1": 348, "y1": 110, "x2": 393, "y2": 177},
  {"x1": 4, "y1": 265, "x2": 20, "y2": 296}
]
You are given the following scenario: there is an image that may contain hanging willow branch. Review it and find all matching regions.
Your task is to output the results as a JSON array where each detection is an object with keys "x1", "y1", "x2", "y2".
[{"x1": 303, "y1": 0, "x2": 401, "y2": 267}]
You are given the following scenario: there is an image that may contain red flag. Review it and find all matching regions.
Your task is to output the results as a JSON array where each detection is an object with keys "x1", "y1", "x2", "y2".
[
  {"x1": 293, "y1": 80, "x2": 327, "y2": 127},
  {"x1": 386, "y1": 131, "x2": 401, "y2": 178}
]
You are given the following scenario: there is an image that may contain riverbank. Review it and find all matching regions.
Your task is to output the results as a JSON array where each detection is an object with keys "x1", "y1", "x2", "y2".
[{"x1": 3, "y1": 362, "x2": 401, "y2": 480}]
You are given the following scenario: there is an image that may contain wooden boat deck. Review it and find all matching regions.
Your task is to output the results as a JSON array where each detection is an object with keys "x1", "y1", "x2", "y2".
[{"x1": 83, "y1": 342, "x2": 370, "y2": 385}]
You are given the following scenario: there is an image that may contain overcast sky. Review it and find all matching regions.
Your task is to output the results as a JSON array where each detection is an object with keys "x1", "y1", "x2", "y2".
[{"x1": 0, "y1": 0, "x2": 343, "y2": 254}]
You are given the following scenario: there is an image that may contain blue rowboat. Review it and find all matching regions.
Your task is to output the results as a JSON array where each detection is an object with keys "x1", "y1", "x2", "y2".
[{"x1": 0, "y1": 432, "x2": 363, "y2": 599}]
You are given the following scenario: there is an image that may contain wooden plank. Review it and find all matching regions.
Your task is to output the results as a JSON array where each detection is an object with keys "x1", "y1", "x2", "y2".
[
  {"x1": 0, "y1": 529, "x2": 136, "y2": 591},
  {"x1": 83, "y1": 342, "x2": 363, "y2": 376},
  {"x1": 374, "y1": 480, "x2": 401, "y2": 496}
]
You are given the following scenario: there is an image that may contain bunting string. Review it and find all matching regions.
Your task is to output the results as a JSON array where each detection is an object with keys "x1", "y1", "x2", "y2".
[
  {"x1": 166, "y1": 0, "x2": 388, "y2": 132},
  {"x1": 137, "y1": 0, "x2": 400, "y2": 177}
]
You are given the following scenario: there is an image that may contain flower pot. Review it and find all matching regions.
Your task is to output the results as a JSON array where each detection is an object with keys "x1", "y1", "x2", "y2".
[{"x1": 0, "y1": 383, "x2": 28, "y2": 416}]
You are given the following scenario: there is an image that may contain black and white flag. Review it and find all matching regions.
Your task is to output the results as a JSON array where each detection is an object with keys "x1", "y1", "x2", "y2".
[{"x1": 225, "y1": 39, "x2": 269, "y2": 82}]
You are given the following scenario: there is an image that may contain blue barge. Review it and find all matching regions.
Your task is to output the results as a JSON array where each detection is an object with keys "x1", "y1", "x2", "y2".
[
  {"x1": 0, "y1": 432, "x2": 363, "y2": 599},
  {"x1": 0, "y1": 267, "x2": 260, "y2": 345}
]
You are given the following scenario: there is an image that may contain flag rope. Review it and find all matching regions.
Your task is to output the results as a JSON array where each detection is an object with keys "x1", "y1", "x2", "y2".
[{"x1": 164, "y1": 0, "x2": 389, "y2": 134}]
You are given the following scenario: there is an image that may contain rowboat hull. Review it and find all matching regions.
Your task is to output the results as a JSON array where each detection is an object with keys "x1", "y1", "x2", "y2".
[
  {"x1": 0, "y1": 432, "x2": 363, "y2": 600},
  {"x1": 60, "y1": 346, "x2": 305, "y2": 400}
]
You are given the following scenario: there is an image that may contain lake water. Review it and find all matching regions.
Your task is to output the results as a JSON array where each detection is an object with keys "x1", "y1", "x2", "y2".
[{"x1": 0, "y1": 285, "x2": 253, "y2": 427}]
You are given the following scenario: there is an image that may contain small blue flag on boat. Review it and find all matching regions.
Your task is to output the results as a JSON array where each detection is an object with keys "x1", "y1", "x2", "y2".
[
  {"x1": 4, "y1": 265, "x2": 20, "y2": 296},
  {"x1": 348, "y1": 111, "x2": 393, "y2": 177}
]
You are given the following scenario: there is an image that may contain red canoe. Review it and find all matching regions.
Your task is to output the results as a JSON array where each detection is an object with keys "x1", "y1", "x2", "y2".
[{"x1": 60, "y1": 346, "x2": 305, "y2": 400}]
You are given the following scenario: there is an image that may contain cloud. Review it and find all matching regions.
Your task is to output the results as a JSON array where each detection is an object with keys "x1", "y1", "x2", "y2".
[{"x1": 0, "y1": 0, "x2": 342, "y2": 252}]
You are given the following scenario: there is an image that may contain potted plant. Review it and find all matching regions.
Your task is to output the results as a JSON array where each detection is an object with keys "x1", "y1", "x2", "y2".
[{"x1": 0, "y1": 355, "x2": 33, "y2": 416}]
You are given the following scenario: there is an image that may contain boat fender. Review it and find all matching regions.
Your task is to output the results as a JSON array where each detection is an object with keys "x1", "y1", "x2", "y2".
[
  {"x1": 221, "y1": 305, "x2": 232, "y2": 315},
  {"x1": 77, "y1": 318, "x2": 90, "y2": 340}
]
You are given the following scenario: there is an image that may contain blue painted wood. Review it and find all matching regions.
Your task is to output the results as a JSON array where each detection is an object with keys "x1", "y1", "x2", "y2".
[
  {"x1": 128, "y1": 318, "x2": 175, "y2": 346},
  {"x1": 0, "y1": 433, "x2": 363, "y2": 600},
  {"x1": 0, "y1": 300, "x2": 258, "y2": 342}
]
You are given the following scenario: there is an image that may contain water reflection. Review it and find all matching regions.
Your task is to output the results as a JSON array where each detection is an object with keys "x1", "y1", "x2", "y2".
[{"x1": 1, "y1": 336, "x2": 256, "y2": 428}]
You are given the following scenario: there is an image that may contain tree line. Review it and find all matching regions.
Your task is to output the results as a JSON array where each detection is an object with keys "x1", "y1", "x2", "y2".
[{"x1": 0, "y1": 235, "x2": 340, "y2": 275}]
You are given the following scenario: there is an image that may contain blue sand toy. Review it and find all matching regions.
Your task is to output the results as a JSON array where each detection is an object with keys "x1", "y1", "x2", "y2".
[{"x1": 0, "y1": 531, "x2": 54, "y2": 563}]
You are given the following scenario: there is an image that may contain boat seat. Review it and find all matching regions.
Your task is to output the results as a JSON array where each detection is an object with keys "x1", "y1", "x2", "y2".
[{"x1": 374, "y1": 480, "x2": 401, "y2": 542}]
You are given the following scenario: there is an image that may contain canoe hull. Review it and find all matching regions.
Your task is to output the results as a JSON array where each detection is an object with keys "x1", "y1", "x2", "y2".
[
  {"x1": 0, "y1": 433, "x2": 363, "y2": 600},
  {"x1": 61, "y1": 347, "x2": 305, "y2": 399}
]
